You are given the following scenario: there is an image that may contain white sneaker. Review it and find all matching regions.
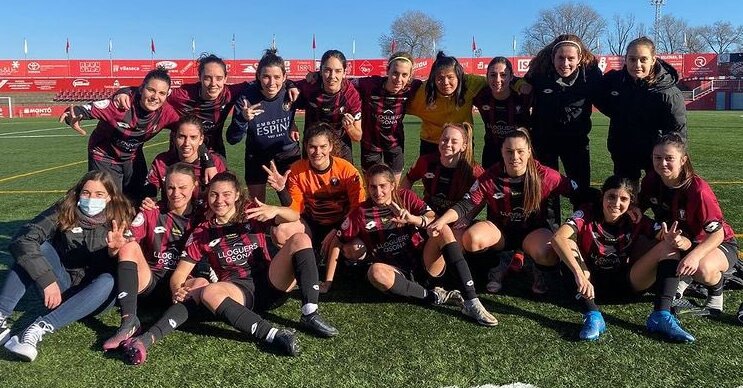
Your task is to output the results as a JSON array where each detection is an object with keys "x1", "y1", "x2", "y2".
[
  {"x1": 4, "y1": 318, "x2": 54, "y2": 362},
  {"x1": 461, "y1": 299, "x2": 498, "y2": 327},
  {"x1": 431, "y1": 287, "x2": 464, "y2": 307},
  {"x1": 0, "y1": 313, "x2": 10, "y2": 345}
]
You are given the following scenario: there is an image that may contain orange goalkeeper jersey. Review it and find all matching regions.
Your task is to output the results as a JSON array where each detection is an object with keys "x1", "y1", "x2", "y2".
[{"x1": 287, "y1": 157, "x2": 366, "y2": 225}]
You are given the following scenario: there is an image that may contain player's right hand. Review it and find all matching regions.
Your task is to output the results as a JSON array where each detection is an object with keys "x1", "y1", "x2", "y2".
[{"x1": 59, "y1": 105, "x2": 86, "y2": 135}]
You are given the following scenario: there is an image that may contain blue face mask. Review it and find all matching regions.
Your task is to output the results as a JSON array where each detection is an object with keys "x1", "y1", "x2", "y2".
[{"x1": 78, "y1": 197, "x2": 107, "y2": 216}]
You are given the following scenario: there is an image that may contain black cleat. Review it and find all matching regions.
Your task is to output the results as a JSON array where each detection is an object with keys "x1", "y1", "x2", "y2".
[
  {"x1": 299, "y1": 312, "x2": 339, "y2": 338},
  {"x1": 272, "y1": 328, "x2": 301, "y2": 356}
]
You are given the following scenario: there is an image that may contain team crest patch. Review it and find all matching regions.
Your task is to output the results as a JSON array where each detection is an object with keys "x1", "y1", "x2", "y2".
[
  {"x1": 679, "y1": 209, "x2": 686, "y2": 220},
  {"x1": 154, "y1": 226, "x2": 166, "y2": 234},
  {"x1": 570, "y1": 180, "x2": 578, "y2": 190},
  {"x1": 131, "y1": 213, "x2": 145, "y2": 227},
  {"x1": 172, "y1": 228, "x2": 182, "y2": 237},
  {"x1": 571, "y1": 210, "x2": 584, "y2": 219},
  {"x1": 610, "y1": 90, "x2": 619, "y2": 96},
  {"x1": 93, "y1": 99, "x2": 110, "y2": 109},
  {"x1": 330, "y1": 177, "x2": 340, "y2": 186},
  {"x1": 341, "y1": 218, "x2": 350, "y2": 230}
]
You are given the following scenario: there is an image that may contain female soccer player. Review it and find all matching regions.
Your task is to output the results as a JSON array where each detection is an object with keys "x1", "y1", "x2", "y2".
[
  {"x1": 335, "y1": 164, "x2": 497, "y2": 326},
  {"x1": 227, "y1": 48, "x2": 301, "y2": 202},
  {"x1": 524, "y1": 34, "x2": 602, "y2": 223},
  {"x1": 143, "y1": 115, "x2": 227, "y2": 209},
  {"x1": 406, "y1": 51, "x2": 488, "y2": 156},
  {"x1": 472, "y1": 57, "x2": 531, "y2": 169},
  {"x1": 552, "y1": 175, "x2": 694, "y2": 342},
  {"x1": 354, "y1": 51, "x2": 423, "y2": 181},
  {"x1": 429, "y1": 129, "x2": 578, "y2": 295},
  {"x1": 121, "y1": 171, "x2": 338, "y2": 364},
  {"x1": 1, "y1": 171, "x2": 135, "y2": 361},
  {"x1": 597, "y1": 37, "x2": 687, "y2": 182},
  {"x1": 60, "y1": 68, "x2": 181, "y2": 202},
  {"x1": 295, "y1": 49, "x2": 362, "y2": 162},
  {"x1": 640, "y1": 133, "x2": 739, "y2": 315},
  {"x1": 401, "y1": 122, "x2": 483, "y2": 240},
  {"x1": 102, "y1": 163, "x2": 206, "y2": 351}
]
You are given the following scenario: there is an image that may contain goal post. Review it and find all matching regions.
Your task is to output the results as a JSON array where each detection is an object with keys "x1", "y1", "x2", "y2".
[{"x1": 0, "y1": 96, "x2": 13, "y2": 118}]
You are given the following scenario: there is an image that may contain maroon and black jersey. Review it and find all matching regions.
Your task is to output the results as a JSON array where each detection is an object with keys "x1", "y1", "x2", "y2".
[
  {"x1": 129, "y1": 205, "x2": 195, "y2": 277},
  {"x1": 295, "y1": 79, "x2": 362, "y2": 159},
  {"x1": 338, "y1": 188, "x2": 430, "y2": 272},
  {"x1": 354, "y1": 76, "x2": 422, "y2": 152},
  {"x1": 77, "y1": 92, "x2": 180, "y2": 163},
  {"x1": 167, "y1": 82, "x2": 246, "y2": 156},
  {"x1": 145, "y1": 150, "x2": 228, "y2": 205},
  {"x1": 183, "y1": 203, "x2": 272, "y2": 281},
  {"x1": 472, "y1": 89, "x2": 530, "y2": 144},
  {"x1": 456, "y1": 161, "x2": 578, "y2": 233},
  {"x1": 640, "y1": 172, "x2": 736, "y2": 244},
  {"x1": 406, "y1": 153, "x2": 484, "y2": 215},
  {"x1": 566, "y1": 207, "x2": 659, "y2": 273}
]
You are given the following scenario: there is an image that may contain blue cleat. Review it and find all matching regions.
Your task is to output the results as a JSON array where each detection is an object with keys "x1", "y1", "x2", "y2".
[
  {"x1": 579, "y1": 311, "x2": 606, "y2": 341},
  {"x1": 646, "y1": 310, "x2": 695, "y2": 343}
]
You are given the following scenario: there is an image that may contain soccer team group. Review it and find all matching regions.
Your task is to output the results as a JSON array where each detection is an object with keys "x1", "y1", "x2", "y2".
[{"x1": 0, "y1": 33, "x2": 740, "y2": 364}]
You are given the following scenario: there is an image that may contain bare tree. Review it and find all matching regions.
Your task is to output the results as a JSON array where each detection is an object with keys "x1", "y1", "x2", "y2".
[
  {"x1": 697, "y1": 21, "x2": 743, "y2": 54},
  {"x1": 520, "y1": 2, "x2": 606, "y2": 55},
  {"x1": 378, "y1": 11, "x2": 444, "y2": 58},
  {"x1": 606, "y1": 13, "x2": 637, "y2": 55},
  {"x1": 636, "y1": 23, "x2": 648, "y2": 39},
  {"x1": 654, "y1": 14, "x2": 689, "y2": 54},
  {"x1": 684, "y1": 27, "x2": 707, "y2": 53}
]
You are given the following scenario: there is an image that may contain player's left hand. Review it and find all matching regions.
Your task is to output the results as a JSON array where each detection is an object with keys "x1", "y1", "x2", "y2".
[
  {"x1": 106, "y1": 220, "x2": 128, "y2": 252},
  {"x1": 245, "y1": 198, "x2": 278, "y2": 222},
  {"x1": 262, "y1": 160, "x2": 290, "y2": 191},
  {"x1": 389, "y1": 202, "x2": 412, "y2": 226},
  {"x1": 341, "y1": 113, "x2": 355, "y2": 131},
  {"x1": 288, "y1": 86, "x2": 299, "y2": 103},
  {"x1": 59, "y1": 105, "x2": 86, "y2": 135},
  {"x1": 204, "y1": 166, "x2": 218, "y2": 184}
]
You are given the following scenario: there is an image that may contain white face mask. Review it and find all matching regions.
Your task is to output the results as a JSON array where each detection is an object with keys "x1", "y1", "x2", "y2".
[{"x1": 77, "y1": 197, "x2": 107, "y2": 216}]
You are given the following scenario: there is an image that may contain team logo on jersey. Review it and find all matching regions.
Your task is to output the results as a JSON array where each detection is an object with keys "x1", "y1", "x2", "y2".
[
  {"x1": 424, "y1": 172, "x2": 435, "y2": 179},
  {"x1": 543, "y1": 88, "x2": 554, "y2": 94},
  {"x1": 353, "y1": 112, "x2": 361, "y2": 120},
  {"x1": 341, "y1": 218, "x2": 350, "y2": 231},
  {"x1": 168, "y1": 319, "x2": 177, "y2": 328},
  {"x1": 493, "y1": 192, "x2": 505, "y2": 199},
  {"x1": 131, "y1": 213, "x2": 145, "y2": 227},
  {"x1": 515, "y1": 105, "x2": 522, "y2": 114},
  {"x1": 116, "y1": 122, "x2": 131, "y2": 129},
  {"x1": 93, "y1": 99, "x2": 110, "y2": 109},
  {"x1": 282, "y1": 101, "x2": 292, "y2": 111},
  {"x1": 365, "y1": 220, "x2": 377, "y2": 230},
  {"x1": 704, "y1": 221, "x2": 721, "y2": 233},
  {"x1": 650, "y1": 197, "x2": 658, "y2": 205},
  {"x1": 154, "y1": 226, "x2": 166, "y2": 234},
  {"x1": 208, "y1": 238, "x2": 221, "y2": 247},
  {"x1": 244, "y1": 224, "x2": 252, "y2": 232},
  {"x1": 570, "y1": 180, "x2": 578, "y2": 190},
  {"x1": 172, "y1": 227, "x2": 182, "y2": 237},
  {"x1": 610, "y1": 90, "x2": 619, "y2": 96},
  {"x1": 571, "y1": 210, "x2": 584, "y2": 219},
  {"x1": 469, "y1": 181, "x2": 479, "y2": 193},
  {"x1": 70, "y1": 227, "x2": 83, "y2": 233},
  {"x1": 330, "y1": 177, "x2": 340, "y2": 186},
  {"x1": 678, "y1": 210, "x2": 686, "y2": 220},
  {"x1": 480, "y1": 105, "x2": 491, "y2": 111}
]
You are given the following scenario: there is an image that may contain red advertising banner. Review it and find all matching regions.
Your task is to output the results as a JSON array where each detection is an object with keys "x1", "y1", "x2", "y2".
[
  {"x1": 683, "y1": 53, "x2": 718, "y2": 78},
  {"x1": 13, "y1": 104, "x2": 68, "y2": 118}
]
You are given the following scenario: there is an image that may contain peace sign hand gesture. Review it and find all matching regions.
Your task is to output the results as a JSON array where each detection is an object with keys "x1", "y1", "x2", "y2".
[
  {"x1": 59, "y1": 104, "x2": 86, "y2": 135},
  {"x1": 661, "y1": 221, "x2": 684, "y2": 250},
  {"x1": 245, "y1": 198, "x2": 279, "y2": 222},
  {"x1": 262, "y1": 160, "x2": 290, "y2": 191},
  {"x1": 107, "y1": 220, "x2": 129, "y2": 254},
  {"x1": 389, "y1": 202, "x2": 413, "y2": 226},
  {"x1": 239, "y1": 98, "x2": 264, "y2": 121}
]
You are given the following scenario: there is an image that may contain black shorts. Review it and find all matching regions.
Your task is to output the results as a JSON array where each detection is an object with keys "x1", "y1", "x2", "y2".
[
  {"x1": 139, "y1": 270, "x2": 172, "y2": 302},
  {"x1": 497, "y1": 223, "x2": 551, "y2": 251},
  {"x1": 244, "y1": 144, "x2": 301, "y2": 185},
  {"x1": 303, "y1": 216, "x2": 341, "y2": 249},
  {"x1": 230, "y1": 269, "x2": 289, "y2": 312},
  {"x1": 718, "y1": 240, "x2": 740, "y2": 271},
  {"x1": 589, "y1": 268, "x2": 644, "y2": 301},
  {"x1": 360, "y1": 146, "x2": 404, "y2": 174},
  {"x1": 88, "y1": 149, "x2": 148, "y2": 203}
]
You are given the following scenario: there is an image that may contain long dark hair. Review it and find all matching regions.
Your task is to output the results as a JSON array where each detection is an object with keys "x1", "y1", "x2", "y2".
[
  {"x1": 441, "y1": 122, "x2": 479, "y2": 201},
  {"x1": 302, "y1": 122, "x2": 341, "y2": 158},
  {"x1": 626, "y1": 36, "x2": 661, "y2": 85},
  {"x1": 256, "y1": 48, "x2": 286, "y2": 80},
  {"x1": 425, "y1": 51, "x2": 467, "y2": 107},
  {"x1": 197, "y1": 53, "x2": 227, "y2": 78},
  {"x1": 206, "y1": 171, "x2": 251, "y2": 224},
  {"x1": 501, "y1": 129, "x2": 542, "y2": 215},
  {"x1": 57, "y1": 170, "x2": 134, "y2": 231},
  {"x1": 654, "y1": 132, "x2": 695, "y2": 189},
  {"x1": 526, "y1": 34, "x2": 597, "y2": 79},
  {"x1": 590, "y1": 175, "x2": 638, "y2": 219},
  {"x1": 365, "y1": 163, "x2": 401, "y2": 206}
]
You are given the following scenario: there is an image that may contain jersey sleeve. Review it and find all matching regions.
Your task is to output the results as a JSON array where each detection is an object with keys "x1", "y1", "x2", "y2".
[
  {"x1": 405, "y1": 156, "x2": 427, "y2": 183},
  {"x1": 128, "y1": 211, "x2": 149, "y2": 242},
  {"x1": 345, "y1": 166, "x2": 366, "y2": 208},
  {"x1": 694, "y1": 185, "x2": 726, "y2": 239},
  {"x1": 337, "y1": 209, "x2": 361, "y2": 244},
  {"x1": 287, "y1": 168, "x2": 305, "y2": 213},
  {"x1": 401, "y1": 189, "x2": 431, "y2": 216},
  {"x1": 564, "y1": 208, "x2": 589, "y2": 235},
  {"x1": 465, "y1": 74, "x2": 488, "y2": 99},
  {"x1": 182, "y1": 225, "x2": 207, "y2": 264},
  {"x1": 344, "y1": 82, "x2": 362, "y2": 119}
]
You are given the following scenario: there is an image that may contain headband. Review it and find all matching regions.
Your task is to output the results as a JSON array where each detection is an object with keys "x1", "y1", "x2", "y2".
[
  {"x1": 388, "y1": 56, "x2": 413, "y2": 66},
  {"x1": 552, "y1": 40, "x2": 582, "y2": 55}
]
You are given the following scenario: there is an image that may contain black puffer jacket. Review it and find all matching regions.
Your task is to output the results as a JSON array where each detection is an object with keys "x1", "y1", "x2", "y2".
[
  {"x1": 597, "y1": 59, "x2": 687, "y2": 156},
  {"x1": 526, "y1": 64, "x2": 603, "y2": 139},
  {"x1": 8, "y1": 205, "x2": 113, "y2": 289}
]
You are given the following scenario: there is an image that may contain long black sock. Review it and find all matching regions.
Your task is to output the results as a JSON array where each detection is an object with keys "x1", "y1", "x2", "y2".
[
  {"x1": 654, "y1": 260, "x2": 679, "y2": 311},
  {"x1": 389, "y1": 272, "x2": 427, "y2": 300},
  {"x1": 116, "y1": 261, "x2": 139, "y2": 319},
  {"x1": 215, "y1": 297, "x2": 273, "y2": 341},
  {"x1": 578, "y1": 294, "x2": 600, "y2": 313},
  {"x1": 143, "y1": 300, "x2": 199, "y2": 348},
  {"x1": 442, "y1": 242, "x2": 477, "y2": 300},
  {"x1": 708, "y1": 277, "x2": 724, "y2": 296},
  {"x1": 291, "y1": 248, "x2": 319, "y2": 306}
]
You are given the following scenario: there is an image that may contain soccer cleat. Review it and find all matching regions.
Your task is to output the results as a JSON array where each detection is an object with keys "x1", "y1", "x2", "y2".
[
  {"x1": 486, "y1": 260, "x2": 509, "y2": 294},
  {"x1": 0, "y1": 313, "x2": 10, "y2": 345},
  {"x1": 646, "y1": 310, "x2": 695, "y2": 343},
  {"x1": 299, "y1": 313, "x2": 339, "y2": 338},
  {"x1": 578, "y1": 311, "x2": 606, "y2": 341},
  {"x1": 432, "y1": 287, "x2": 464, "y2": 307},
  {"x1": 3, "y1": 318, "x2": 54, "y2": 362},
  {"x1": 102, "y1": 316, "x2": 141, "y2": 351},
  {"x1": 701, "y1": 294, "x2": 723, "y2": 316},
  {"x1": 121, "y1": 337, "x2": 148, "y2": 366},
  {"x1": 461, "y1": 299, "x2": 498, "y2": 327},
  {"x1": 272, "y1": 328, "x2": 301, "y2": 356},
  {"x1": 737, "y1": 303, "x2": 743, "y2": 325}
]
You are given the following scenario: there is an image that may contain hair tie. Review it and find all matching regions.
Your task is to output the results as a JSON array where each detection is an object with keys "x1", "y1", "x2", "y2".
[{"x1": 552, "y1": 40, "x2": 582, "y2": 55}]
